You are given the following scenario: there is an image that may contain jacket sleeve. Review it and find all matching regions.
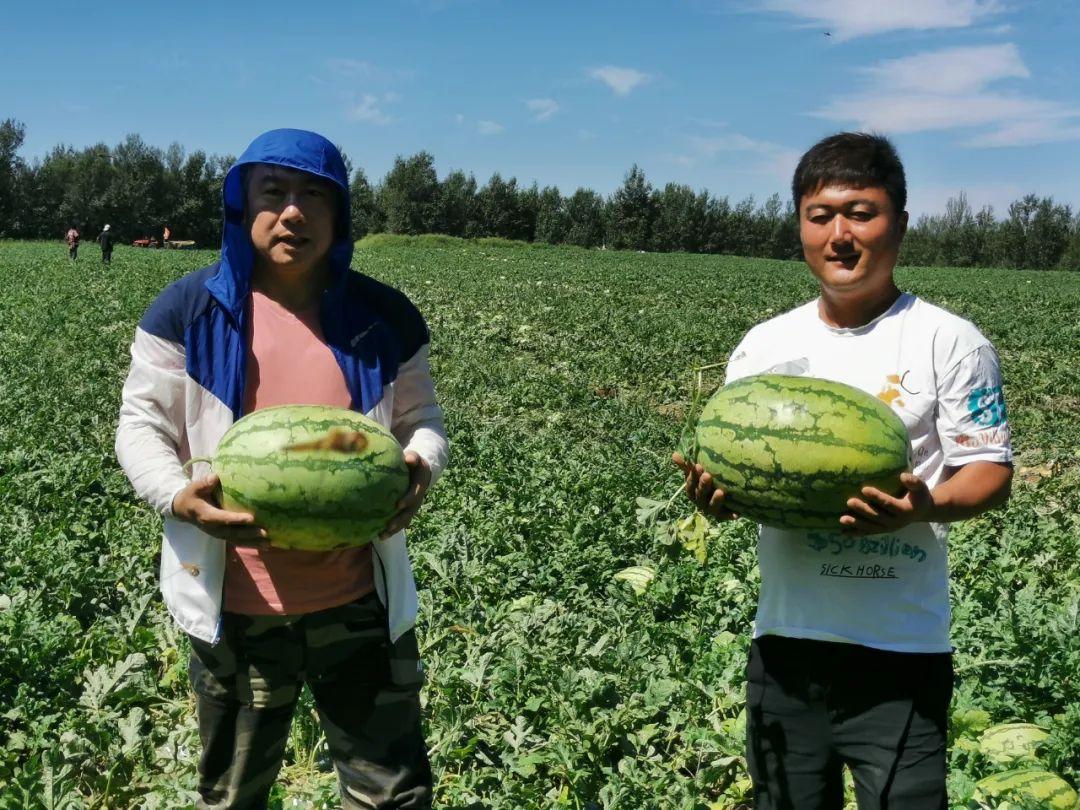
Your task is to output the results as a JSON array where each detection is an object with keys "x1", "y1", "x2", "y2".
[
  {"x1": 390, "y1": 343, "x2": 449, "y2": 485},
  {"x1": 115, "y1": 328, "x2": 191, "y2": 515}
]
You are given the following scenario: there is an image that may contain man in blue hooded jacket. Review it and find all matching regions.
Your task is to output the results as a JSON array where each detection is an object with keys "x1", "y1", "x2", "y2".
[{"x1": 116, "y1": 129, "x2": 448, "y2": 808}]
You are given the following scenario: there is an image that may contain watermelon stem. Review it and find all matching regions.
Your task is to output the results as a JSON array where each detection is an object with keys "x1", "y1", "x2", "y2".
[
  {"x1": 664, "y1": 481, "x2": 687, "y2": 510},
  {"x1": 954, "y1": 657, "x2": 1024, "y2": 675},
  {"x1": 181, "y1": 456, "x2": 212, "y2": 474},
  {"x1": 675, "y1": 361, "x2": 727, "y2": 460}
]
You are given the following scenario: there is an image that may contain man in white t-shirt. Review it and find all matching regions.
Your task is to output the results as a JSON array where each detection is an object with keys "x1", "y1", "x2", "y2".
[{"x1": 675, "y1": 132, "x2": 1013, "y2": 809}]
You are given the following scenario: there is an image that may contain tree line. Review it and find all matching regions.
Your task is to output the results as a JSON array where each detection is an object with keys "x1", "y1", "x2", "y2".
[{"x1": 2, "y1": 119, "x2": 1077, "y2": 270}]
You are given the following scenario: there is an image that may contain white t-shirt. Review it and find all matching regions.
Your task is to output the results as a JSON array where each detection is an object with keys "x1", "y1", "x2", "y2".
[{"x1": 724, "y1": 292, "x2": 1012, "y2": 652}]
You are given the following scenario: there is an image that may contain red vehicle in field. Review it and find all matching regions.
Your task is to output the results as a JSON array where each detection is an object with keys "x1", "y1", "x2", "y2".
[{"x1": 132, "y1": 232, "x2": 195, "y2": 249}]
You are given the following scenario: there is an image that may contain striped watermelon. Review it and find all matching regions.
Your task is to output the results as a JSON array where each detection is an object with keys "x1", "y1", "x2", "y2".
[
  {"x1": 694, "y1": 374, "x2": 911, "y2": 530},
  {"x1": 974, "y1": 769, "x2": 1079, "y2": 809},
  {"x1": 980, "y1": 723, "x2": 1050, "y2": 765},
  {"x1": 208, "y1": 405, "x2": 409, "y2": 551}
]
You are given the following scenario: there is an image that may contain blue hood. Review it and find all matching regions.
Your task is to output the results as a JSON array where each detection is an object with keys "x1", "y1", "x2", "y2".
[{"x1": 207, "y1": 128, "x2": 352, "y2": 321}]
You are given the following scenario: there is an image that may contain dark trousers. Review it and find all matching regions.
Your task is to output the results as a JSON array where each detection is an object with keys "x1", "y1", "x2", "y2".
[
  {"x1": 746, "y1": 635, "x2": 953, "y2": 810},
  {"x1": 188, "y1": 592, "x2": 432, "y2": 809},
  {"x1": 101, "y1": 249, "x2": 112, "y2": 264}
]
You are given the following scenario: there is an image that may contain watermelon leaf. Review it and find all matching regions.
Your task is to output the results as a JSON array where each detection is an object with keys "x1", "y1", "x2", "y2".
[
  {"x1": 614, "y1": 565, "x2": 656, "y2": 595},
  {"x1": 635, "y1": 497, "x2": 668, "y2": 525},
  {"x1": 676, "y1": 512, "x2": 709, "y2": 565}
]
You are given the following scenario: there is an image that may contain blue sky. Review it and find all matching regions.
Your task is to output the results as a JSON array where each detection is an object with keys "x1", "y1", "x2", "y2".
[{"x1": 4, "y1": 0, "x2": 1079, "y2": 218}]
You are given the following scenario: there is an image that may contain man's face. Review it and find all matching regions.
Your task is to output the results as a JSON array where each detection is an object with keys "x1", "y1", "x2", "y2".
[
  {"x1": 799, "y1": 183, "x2": 908, "y2": 296},
  {"x1": 245, "y1": 164, "x2": 337, "y2": 274}
]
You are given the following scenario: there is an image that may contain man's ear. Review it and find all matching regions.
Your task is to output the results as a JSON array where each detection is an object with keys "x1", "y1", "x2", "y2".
[{"x1": 897, "y1": 210, "x2": 909, "y2": 238}]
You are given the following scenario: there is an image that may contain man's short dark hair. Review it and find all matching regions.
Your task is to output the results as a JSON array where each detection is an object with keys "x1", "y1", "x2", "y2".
[{"x1": 792, "y1": 132, "x2": 906, "y2": 216}]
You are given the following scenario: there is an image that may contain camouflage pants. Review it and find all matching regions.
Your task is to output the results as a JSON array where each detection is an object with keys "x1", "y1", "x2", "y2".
[{"x1": 187, "y1": 592, "x2": 432, "y2": 809}]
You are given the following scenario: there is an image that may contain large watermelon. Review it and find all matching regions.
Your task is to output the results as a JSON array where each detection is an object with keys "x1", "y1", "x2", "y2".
[
  {"x1": 694, "y1": 374, "x2": 911, "y2": 530},
  {"x1": 974, "y1": 769, "x2": 1079, "y2": 809},
  {"x1": 205, "y1": 405, "x2": 410, "y2": 551}
]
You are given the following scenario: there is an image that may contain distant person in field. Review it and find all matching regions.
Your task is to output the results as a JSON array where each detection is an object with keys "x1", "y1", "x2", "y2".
[
  {"x1": 98, "y1": 224, "x2": 114, "y2": 265},
  {"x1": 675, "y1": 132, "x2": 1013, "y2": 809},
  {"x1": 65, "y1": 225, "x2": 80, "y2": 261},
  {"x1": 115, "y1": 128, "x2": 447, "y2": 809}
]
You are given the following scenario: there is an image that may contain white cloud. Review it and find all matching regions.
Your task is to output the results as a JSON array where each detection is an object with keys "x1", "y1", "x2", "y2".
[
  {"x1": 327, "y1": 58, "x2": 378, "y2": 77},
  {"x1": 324, "y1": 59, "x2": 411, "y2": 82},
  {"x1": 588, "y1": 65, "x2": 650, "y2": 96},
  {"x1": 754, "y1": 0, "x2": 1003, "y2": 40},
  {"x1": 477, "y1": 120, "x2": 504, "y2": 135},
  {"x1": 812, "y1": 43, "x2": 1080, "y2": 147},
  {"x1": 689, "y1": 132, "x2": 771, "y2": 156},
  {"x1": 675, "y1": 130, "x2": 801, "y2": 181},
  {"x1": 526, "y1": 98, "x2": 560, "y2": 121},
  {"x1": 349, "y1": 93, "x2": 396, "y2": 125},
  {"x1": 862, "y1": 44, "x2": 1028, "y2": 95},
  {"x1": 454, "y1": 113, "x2": 465, "y2": 125},
  {"x1": 967, "y1": 120, "x2": 1080, "y2": 147}
]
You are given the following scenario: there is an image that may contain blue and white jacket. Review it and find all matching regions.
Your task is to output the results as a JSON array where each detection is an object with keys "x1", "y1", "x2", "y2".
[{"x1": 115, "y1": 129, "x2": 448, "y2": 644}]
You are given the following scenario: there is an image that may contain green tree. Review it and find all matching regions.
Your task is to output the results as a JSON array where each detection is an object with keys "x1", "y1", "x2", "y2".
[
  {"x1": 1001, "y1": 195, "x2": 1073, "y2": 270},
  {"x1": 30, "y1": 145, "x2": 80, "y2": 238},
  {"x1": 379, "y1": 152, "x2": 440, "y2": 235},
  {"x1": 166, "y1": 150, "x2": 230, "y2": 248},
  {"x1": 753, "y1": 192, "x2": 797, "y2": 259},
  {"x1": 476, "y1": 173, "x2": 525, "y2": 239},
  {"x1": 606, "y1": 165, "x2": 654, "y2": 250},
  {"x1": 67, "y1": 143, "x2": 116, "y2": 235},
  {"x1": 1058, "y1": 214, "x2": 1080, "y2": 270},
  {"x1": 106, "y1": 134, "x2": 169, "y2": 240},
  {"x1": 535, "y1": 186, "x2": 567, "y2": 245},
  {"x1": 703, "y1": 195, "x2": 733, "y2": 254},
  {"x1": 651, "y1": 184, "x2": 707, "y2": 253},
  {"x1": 349, "y1": 167, "x2": 383, "y2": 239},
  {"x1": 517, "y1": 182, "x2": 540, "y2": 242},
  {"x1": 0, "y1": 119, "x2": 27, "y2": 237},
  {"x1": 437, "y1": 170, "x2": 478, "y2": 237},
  {"x1": 564, "y1": 188, "x2": 605, "y2": 248},
  {"x1": 724, "y1": 196, "x2": 757, "y2": 257}
]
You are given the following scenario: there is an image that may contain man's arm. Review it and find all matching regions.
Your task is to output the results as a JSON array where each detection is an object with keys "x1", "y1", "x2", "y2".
[
  {"x1": 115, "y1": 326, "x2": 266, "y2": 543},
  {"x1": 115, "y1": 328, "x2": 192, "y2": 515},
  {"x1": 382, "y1": 343, "x2": 449, "y2": 538},
  {"x1": 845, "y1": 341, "x2": 1013, "y2": 534}
]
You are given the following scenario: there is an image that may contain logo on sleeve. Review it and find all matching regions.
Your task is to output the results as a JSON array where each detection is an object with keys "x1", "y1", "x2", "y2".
[{"x1": 967, "y1": 386, "x2": 1007, "y2": 427}]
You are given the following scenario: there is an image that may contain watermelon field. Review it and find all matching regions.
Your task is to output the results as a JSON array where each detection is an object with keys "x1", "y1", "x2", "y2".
[{"x1": 1, "y1": 236, "x2": 1078, "y2": 809}]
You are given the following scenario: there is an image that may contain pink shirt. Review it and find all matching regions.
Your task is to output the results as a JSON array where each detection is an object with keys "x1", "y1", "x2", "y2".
[{"x1": 223, "y1": 289, "x2": 375, "y2": 615}]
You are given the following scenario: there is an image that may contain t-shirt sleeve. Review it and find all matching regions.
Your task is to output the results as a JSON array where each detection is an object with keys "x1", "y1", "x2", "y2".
[
  {"x1": 935, "y1": 344, "x2": 1013, "y2": 466},
  {"x1": 724, "y1": 332, "x2": 757, "y2": 385}
]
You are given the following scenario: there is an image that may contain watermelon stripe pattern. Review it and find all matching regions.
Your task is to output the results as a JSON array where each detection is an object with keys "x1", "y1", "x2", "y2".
[
  {"x1": 694, "y1": 375, "x2": 911, "y2": 530},
  {"x1": 213, "y1": 405, "x2": 410, "y2": 551},
  {"x1": 975, "y1": 768, "x2": 1080, "y2": 809}
]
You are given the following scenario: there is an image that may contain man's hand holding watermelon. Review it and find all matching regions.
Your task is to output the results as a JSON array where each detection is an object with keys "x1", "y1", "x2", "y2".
[
  {"x1": 380, "y1": 450, "x2": 432, "y2": 539},
  {"x1": 171, "y1": 473, "x2": 269, "y2": 546},
  {"x1": 842, "y1": 462, "x2": 1011, "y2": 535},
  {"x1": 671, "y1": 452, "x2": 738, "y2": 522}
]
